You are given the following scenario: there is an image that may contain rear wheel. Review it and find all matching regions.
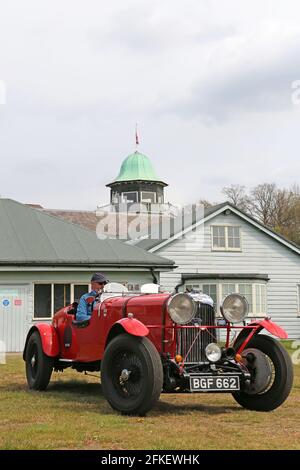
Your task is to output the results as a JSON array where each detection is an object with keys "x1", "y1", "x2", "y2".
[
  {"x1": 25, "y1": 331, "x2": 53, "y2": 390},
  {"x1": 101, "y1": 334, "x2": 163, "y2": 416},
  {"x1": 232, "y1": 335, "x2": 293, "y2": 411}
]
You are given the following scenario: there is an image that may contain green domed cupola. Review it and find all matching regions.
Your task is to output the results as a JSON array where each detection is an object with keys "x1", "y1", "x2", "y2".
[
  {"x1": 109, "y1": 151, "x2": 166, "y2": 184},
  {"x1": 107, "y1": 150, "x2": 168, "y2": 209}
]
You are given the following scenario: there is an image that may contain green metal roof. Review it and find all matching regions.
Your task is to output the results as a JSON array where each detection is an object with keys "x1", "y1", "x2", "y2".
[
  {"x1": 108, "y1": 151, "x2": 167, "y2": 186},
  {"x1": 0, "y1": 199, "x2": 174, "y2": 268}
]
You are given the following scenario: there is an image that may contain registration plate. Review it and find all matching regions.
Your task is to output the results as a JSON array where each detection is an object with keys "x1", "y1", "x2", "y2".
[{"x1": 190, "y1": 375, "x2": 240, "y2": 392}]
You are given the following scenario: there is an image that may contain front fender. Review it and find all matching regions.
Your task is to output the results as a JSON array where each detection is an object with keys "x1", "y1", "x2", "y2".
[
  {"x1": 233, "y1": 318, "x2": 288, "y2": 353},
  {"x1": 23, "y1": 324, "x2": 60, "y2": 360},
  {"x1": 116, "y1": 318, "x2": 149, "y2": 337},
  {"x1": 254, "y1": 318, "x2": 288, "y2": 339}
]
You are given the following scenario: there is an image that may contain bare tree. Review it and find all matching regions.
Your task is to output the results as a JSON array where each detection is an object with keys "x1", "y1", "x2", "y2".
[
  {"x1": 198, "y1": 199, "x2": 214, "y2": 209},
  {"x1": 275, "y1": 187, "x2": 300, "y2": 245},
  {"x1": 247, "y1": 183, "x2": 300, "y2": 244},
  {"x1": 214, "y1": 182, "x2": 300, "y2": 245},
  {"x1": 272, "y1": 188, "x2": 295, "y2": 228},
  {"x1": 222, "y1": 184, "x2": 250, "y2": 212},
  {"x1": 248, "y1": 183, "x2": 277, "y2": 227}
]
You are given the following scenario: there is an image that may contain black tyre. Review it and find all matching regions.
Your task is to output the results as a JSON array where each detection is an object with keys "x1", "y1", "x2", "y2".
[
  {"x1": 232, "y1": 334, "x2": 293, "y2": 411},
  {"x1": 101, "y1": 334, "x2": 163, "y2": 416},
  {"x1": 25, "y1": 331, "x2": 54, "y2": 390}
]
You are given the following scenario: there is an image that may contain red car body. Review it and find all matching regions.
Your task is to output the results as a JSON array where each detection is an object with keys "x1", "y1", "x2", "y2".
[{"x1": 23, "y1": 289, "x2": 293, "y2": 415}]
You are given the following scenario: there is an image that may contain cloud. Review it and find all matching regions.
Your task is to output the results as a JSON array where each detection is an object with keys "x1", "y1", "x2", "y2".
[
  {"x1": 104, "y1": 2, "x2": 238, "y2": 54},
  {"x1": 0, "y1": 1, "x2": 300, "y2": 209},
  {"x1": 158, "y1": 22, "x2": 300, "y2": 122}
]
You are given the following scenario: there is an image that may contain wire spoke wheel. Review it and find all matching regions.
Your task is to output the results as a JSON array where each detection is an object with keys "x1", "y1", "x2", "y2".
[
  {"x1": 112, "y1": 351, "x2": 144, "y2": 398},
  {"x1": 101, "y1": 334, "x2": 163, "y2": 416},
  {"x1": 232, "y1": 334, "x2": 293, "y2": 411},
  {"x1": 25, "y1": 331, "x2": 54, "y2": 390},
  {"x1": 28, "y1": 343, "x2": 39, "y2": 380}
]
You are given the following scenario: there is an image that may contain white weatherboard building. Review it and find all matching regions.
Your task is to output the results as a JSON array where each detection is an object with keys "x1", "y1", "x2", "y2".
[
  {"x1": 0, "y1": 199, "x2": 174, "y2": 352},
  {"x1": 134, "y1": 203, "x2": 300, "y2": 340}
]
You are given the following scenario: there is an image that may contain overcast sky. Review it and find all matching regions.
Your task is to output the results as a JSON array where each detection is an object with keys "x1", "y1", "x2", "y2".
[{"x1": 0, "y1": 0, "x2": 299, "y2": 210}]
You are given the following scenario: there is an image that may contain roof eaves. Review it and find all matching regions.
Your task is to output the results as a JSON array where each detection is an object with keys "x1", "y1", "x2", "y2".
[
  {"x1": 0, "y1": 260, "x2": 175, "y2": 267},
  {"x1": 227, "y1": 204, "x2": 300, "y2": 256},
  {"x1": 106, "y1": 179, "x2": 168, "y2": 187}
]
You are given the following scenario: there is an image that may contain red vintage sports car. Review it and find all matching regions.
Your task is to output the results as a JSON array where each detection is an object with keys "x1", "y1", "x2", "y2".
[{"x1": 23, "y1": 283, "x2": 293, "y2": 415}]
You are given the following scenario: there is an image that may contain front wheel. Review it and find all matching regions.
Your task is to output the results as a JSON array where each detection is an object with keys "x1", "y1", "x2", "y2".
[
  {"x1": 232, "y1": 334, "x2": 293, "y2": 411},
  {"x1": 101, "y1": 334, "x2": 163, "y2": 416},
  {"x1": 25, "y1": 331, "x2": 54, "y2": 390}
]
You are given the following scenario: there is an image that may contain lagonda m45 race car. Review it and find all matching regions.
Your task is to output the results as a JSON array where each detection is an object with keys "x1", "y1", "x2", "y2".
[{"x1": 23, "y1": 283, "x2": 293, "y2": 415}]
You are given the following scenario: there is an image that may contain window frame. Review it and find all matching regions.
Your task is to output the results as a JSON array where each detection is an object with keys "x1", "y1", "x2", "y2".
[
  {"x1": 73, "y1": 284, "x2": 90, "y2": 303},
  {"x1": 184, "y1": 281, "x2": 267, "y2": 317},
  {"x1": 33, "y1": 282, "x2": 91, "y2": 320},
  {"x1": 121, "y1": 191, "x2": 138, "y2": 203},
  {"x1": 53, "y1": 283, "x2": 71, "y2": 315},
  {"x1": 141, "y1": 191, "x2": 157, "y2": 203},
  {"x1": 211, "y1": 225, "x2": 242, "y2": 252},
  {"x1": 297, "y1": 285, "x2": 300, "y2": 317},
  {"x1": 255, "y1": 283, "x2": 267, "y2": 315},
  {"x1": 33, "y1": 283, "x2": 52, "y2": 320},
  {"x1": 127, "y1": 283, "x2": 141, "y2": 292},
  {"x1": 202, "y1": 283, "x2": 218, "y2": 305}
]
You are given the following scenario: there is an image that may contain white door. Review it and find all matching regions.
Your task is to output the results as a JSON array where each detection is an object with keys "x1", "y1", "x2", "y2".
[{"x1": 0, "y1": 285, "x2": 30, "y2": 352}]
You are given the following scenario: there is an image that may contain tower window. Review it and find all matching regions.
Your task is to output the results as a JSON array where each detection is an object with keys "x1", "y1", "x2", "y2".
[
  {"x1": 122, "y1": 191, "x2": 138, "y2": 203},
  {"x1": 141, "y1": 191, "x2": 156, "y2": 203}
]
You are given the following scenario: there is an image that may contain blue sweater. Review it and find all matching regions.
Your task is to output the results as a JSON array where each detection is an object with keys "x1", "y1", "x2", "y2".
[{"x1": 76, "y1": 290, "x2": 97, "y2": 321}]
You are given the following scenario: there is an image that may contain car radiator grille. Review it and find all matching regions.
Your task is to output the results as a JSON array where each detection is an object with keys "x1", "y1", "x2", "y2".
[{"x1": 176, "y1": 303, "x2": 216, "y2": 363}]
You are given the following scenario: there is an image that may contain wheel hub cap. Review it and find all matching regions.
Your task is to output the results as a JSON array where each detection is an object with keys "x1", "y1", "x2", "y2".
[
  {"x1": 119, "y1": 368, "x2": 131, "y2": 384},
  {"x1": 31, "y1": 355, "x2": 36, "y2": 368},
  {"x1": 243, "y1": 348, "x2": 272, "y2": 394}
]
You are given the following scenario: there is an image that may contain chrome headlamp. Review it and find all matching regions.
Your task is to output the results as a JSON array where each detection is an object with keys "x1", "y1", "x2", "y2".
[
  {"x1": 205, "y1": 343, "x2": 222, "y2": 362},
  {"x1": 220, "y1": 293, "x2": 249, "y2": 324},
  {"x1": 167, "y1": 293, "x2": 196, "y2": 325}
]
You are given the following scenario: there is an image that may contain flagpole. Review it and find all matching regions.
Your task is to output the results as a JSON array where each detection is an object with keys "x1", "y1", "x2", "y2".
[{"x1": 135, "y1": 123, "x2": 139, "y2": 151}]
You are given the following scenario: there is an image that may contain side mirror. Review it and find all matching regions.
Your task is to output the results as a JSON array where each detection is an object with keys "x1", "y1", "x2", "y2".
[{"x1": 85, "y1": 296, "x2": 95, "y2": 304}]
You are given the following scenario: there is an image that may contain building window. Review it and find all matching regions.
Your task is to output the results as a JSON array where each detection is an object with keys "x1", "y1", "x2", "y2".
[
  {"x1": 227, "y1": 227, "x2": 241, "y2": 249},
  {"x1": 127, "y1": 283, "x2": 140, "y2": 292},
  {"x1": 141, "y1": 191, "x2": 156, "y2": 203},
  {"x1": 238, "y1": 284, "x2": 253, "y2": 313},
  {"x1": 34, "y1": 284, "x2": 52, "y2": 318},
  {"x1": 186, "y1": 284, "x2": 200, "y2": 292},
  {"x1": 202, "y1": 284, "x2": 217, "y2": 304},
  {"x1": 255, "y1": 284, "x2": 267, "y2": 315},
  {"x1": 212, "y1": 226, "x2": 226, "y2": 249},
  {"x1": 122, "y1": 191, "x2": 138, "y2": 203},
  {"x1": 211, "y1": 226, "x2": 241, "y2": 251},
  {"x1": 222, "y1": 283, "x2": 236, "y2": 298},
  {"x1": 54, "y1": 284, "x2": 70, "y2": 313},
  {"x1": 34, "y1": 283, "x2": 89, "y2": 319},
  {"x1": 184, "y1": 281, "x2": 267, "y2": 317},
  {"x1": 185, "y1": 283, "x2": 217, "y2": 306},
  {"x1": 74, "y1": 284, "x2": 89, "y2": 302}
]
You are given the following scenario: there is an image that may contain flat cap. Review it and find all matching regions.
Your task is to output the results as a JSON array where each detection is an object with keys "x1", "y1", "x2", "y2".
[{"x1": 91, "y1": 272, "x2": 109, "y2": 283}]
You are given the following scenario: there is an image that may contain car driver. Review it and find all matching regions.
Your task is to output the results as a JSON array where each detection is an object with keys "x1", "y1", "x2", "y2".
[{"x1": 76, "y1": 272, "x2": 109, "y2": 322}]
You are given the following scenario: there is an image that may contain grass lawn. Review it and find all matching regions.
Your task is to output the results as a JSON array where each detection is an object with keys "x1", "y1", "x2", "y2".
[{"x1": 0, "y1": 344, "x2": 299, "y2": 450}]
